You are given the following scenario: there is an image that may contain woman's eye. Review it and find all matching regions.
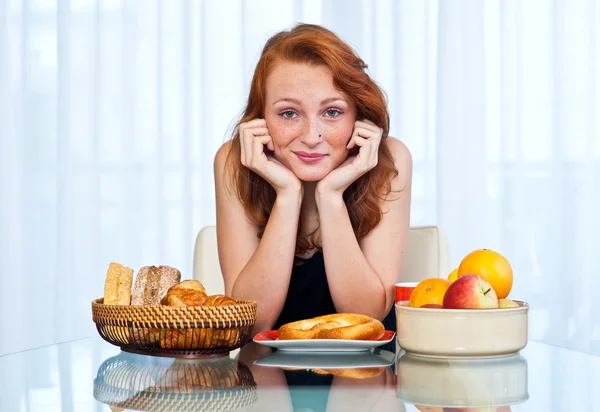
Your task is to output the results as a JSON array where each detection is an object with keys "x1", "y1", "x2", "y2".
[
  {"x1": 281, "y1": 110, "x2": 297, "y2": 119},
  {"x1": 324, "y1": 109, "x2": 342, "y2": 117}
]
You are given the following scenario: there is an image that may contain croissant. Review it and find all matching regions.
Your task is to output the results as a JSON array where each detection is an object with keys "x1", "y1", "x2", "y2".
[
  {"x1": 160, "y1": 280, "x2": 208, "y2": 306},
  {"x1": 203, "y1": 294, "x2": 237, "y2": 306},
  {"x1": 159, "y1": 326, "x2": 240, "y2": 349},
  {"x1": 158, "y1": 285, "x2": 241, "y2": 349}
]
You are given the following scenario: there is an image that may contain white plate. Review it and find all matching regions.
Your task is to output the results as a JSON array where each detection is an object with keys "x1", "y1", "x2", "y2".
[
  {"x1": 254, "y1": 349, "x2": 396, "y2": 369},
  {"x1": 252, "y1": 330, "x2": 396, "y2": 352}
]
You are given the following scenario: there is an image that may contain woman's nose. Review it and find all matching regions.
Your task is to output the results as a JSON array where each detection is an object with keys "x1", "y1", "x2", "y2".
[{"x1": 299, "y1": 120, "x2": 322, "y2": 147}]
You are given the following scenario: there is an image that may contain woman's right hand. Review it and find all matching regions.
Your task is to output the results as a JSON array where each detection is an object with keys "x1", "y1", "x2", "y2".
[{"x1": 239, "y1": 118, "x2": 302, "y2": 196}]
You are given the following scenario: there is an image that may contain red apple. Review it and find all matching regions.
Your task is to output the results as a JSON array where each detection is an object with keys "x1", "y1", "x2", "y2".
[{"x1": 442, "y1": 274, "x2": 499, "y2": 309}]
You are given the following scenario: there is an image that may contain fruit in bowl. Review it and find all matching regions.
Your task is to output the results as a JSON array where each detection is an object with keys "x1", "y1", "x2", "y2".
[
  {"x1": 401, "y1": 248, "x2": 523, "y2": 311},
  {"x1": 457, "y1": 249, "x2": 513, "y2": 299},
  {"x1": 498, "y1": 298, "x2": 520, "y2": 308},
  {"x1": 443, "y1": 274, "x2": 499, "y2": 309},
  {"x1": 408, "y1": 278, "x2": 451, "y2": 308},
  {"x1": 447, "y1": 268, "x2": 458, "y2": 282},
  {"x1": 420, "y1": 304, "x2": 443, "y2": 309}
]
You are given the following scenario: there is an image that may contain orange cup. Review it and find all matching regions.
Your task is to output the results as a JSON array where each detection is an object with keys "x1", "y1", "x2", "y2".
[{"x1": 395, "y1": 282, "x2": 418, "y2": 303}]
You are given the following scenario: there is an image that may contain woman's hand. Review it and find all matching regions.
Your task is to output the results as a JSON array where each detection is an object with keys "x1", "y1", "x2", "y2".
[
  {"x1": 316, "y1": 119, "x2": 383, "y2": 198},
  {"x1": 239, "y1": 118, "x2": 301, "y2": 197}
]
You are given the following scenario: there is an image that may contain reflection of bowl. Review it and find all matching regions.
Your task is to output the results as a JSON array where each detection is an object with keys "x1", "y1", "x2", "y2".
[
  {"x1": 395, "y1": 351, "x2": 528, "y2": 408},
  {"x1": 395, "y1": 300, "x2": 528, "y2": 358},
  {"x1": 93, "y1": 351, "x2": 257, "y2": 411}
]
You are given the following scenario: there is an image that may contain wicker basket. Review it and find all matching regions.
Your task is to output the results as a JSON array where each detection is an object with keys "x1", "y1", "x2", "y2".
[
  {"x1": 93, "y1": 351, "x2": 257, "y2": 412},
  {"x1": 91, "y1": 298, "x2": 257, "y2": 358}
]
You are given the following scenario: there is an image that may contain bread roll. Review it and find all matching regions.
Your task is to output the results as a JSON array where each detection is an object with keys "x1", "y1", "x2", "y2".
[{"x1": 103, "y1": 262, "x2": 133, "y2": 305}]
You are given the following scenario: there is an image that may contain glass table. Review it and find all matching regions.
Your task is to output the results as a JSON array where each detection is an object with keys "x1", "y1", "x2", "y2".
[{"x1": 0, "y1": 335, "x2": 598, "y2": 411}]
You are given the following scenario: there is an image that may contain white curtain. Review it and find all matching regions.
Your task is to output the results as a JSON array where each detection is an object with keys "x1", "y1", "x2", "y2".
[{"x1": 1, "y1": 0, "x2": 598, "y2": 357}]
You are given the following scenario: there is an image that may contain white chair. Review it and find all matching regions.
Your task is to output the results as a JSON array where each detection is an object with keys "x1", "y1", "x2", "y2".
[
  {"x1": 399, "y1": 225, "x2": 452, "y2": 282},
  {"x1": 193, "y1": 225, "x2": 451, "y2": 293}
]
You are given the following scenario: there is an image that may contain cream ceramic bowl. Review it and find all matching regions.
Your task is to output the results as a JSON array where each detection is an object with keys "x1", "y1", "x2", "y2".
[
  {"x1": 395, "y1": 351, "x2": 529, "y2": 408},
  {"x1": 395, "y1": 300, "x2": 529, "y2": 359}
]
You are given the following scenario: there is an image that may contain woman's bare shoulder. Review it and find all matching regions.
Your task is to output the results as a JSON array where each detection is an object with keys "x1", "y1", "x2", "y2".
[
  {"x1": 384, "y1": 136, "x2": 413, "y2": 186},
  {"x1": 213, "y1": 140, "x2": 237, "y2": 190},
  {"x1": 384, "y1": 136, "x2": 412, "y2": 167},
  {"x1": 213, "y1": 140, "x2": 234, "y2": 171}
]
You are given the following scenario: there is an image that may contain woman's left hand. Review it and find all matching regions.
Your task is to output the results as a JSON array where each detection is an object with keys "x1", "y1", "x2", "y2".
[{"x1": 316, "y1": 119, "x2": 383, "y2": 197}]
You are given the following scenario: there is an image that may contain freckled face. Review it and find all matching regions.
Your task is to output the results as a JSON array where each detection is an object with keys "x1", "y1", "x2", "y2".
[{"x1": 264, "y1": 61, "x2": 357, "y2": 182}]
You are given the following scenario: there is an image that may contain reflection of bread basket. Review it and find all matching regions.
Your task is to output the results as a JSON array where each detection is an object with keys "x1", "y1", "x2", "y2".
[
  {"x1": 93, "y1": 351, "x2": 257, "y2": 412},
  {"x1": 91, "y1": 298, "x2": 257, "y2": 358}
]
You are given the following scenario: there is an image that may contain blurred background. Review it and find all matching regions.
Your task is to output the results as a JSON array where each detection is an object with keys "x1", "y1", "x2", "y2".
[{"x1": 0, "y1": 0, "x2": 598, "y2": 359}]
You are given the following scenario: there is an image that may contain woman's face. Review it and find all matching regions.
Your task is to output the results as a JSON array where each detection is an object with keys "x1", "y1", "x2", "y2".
[{"x1": 264, "y1": 61, "x2": 357, "y2": 182}]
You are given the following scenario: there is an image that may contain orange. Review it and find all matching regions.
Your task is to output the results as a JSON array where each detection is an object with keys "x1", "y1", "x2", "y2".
[
  {"x1": 458, "y1": 249, "x2": 513, "y2": 299},
  {"x1": 408, "y1": 278, "x2": 451, "y2": 308},
  {"x1": 447, "y1": 268, "x2": 458, "y2": 282}
]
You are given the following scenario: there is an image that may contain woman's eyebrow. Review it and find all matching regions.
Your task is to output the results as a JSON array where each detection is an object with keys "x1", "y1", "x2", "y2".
[{"x1": 272, "y1": 97, "x2": 347, "y2": 106}]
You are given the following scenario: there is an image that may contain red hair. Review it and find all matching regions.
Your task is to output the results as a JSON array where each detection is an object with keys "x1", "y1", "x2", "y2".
[{"x1": 224, "y1": 23, "x2": 399, "y2": 256}]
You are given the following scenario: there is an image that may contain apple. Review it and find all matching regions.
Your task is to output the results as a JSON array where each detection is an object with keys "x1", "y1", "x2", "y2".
[
  {"x1": 442, "y1": 274, "x2": 499, "y2": 309},
  {"x1": 498, "y1": 298, "x2": 519, "y2": 308},
  {"x1": 420, "y1": 303, "x2": 443, "y2": 308}
]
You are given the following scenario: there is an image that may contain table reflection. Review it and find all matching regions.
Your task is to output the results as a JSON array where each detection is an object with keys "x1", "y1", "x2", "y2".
[
  {"x1": 91, "y1": 340, "x2": 532, "y2": 412},
  {"x1": 238, "y1": 342, "x2": 405, "y2": 412},
  {"x1": 395, "y1": 350, "x2": 529, "y2": 411},
  {"x1": 93, "y1": 351, "x2": 257, "y2": 411}
]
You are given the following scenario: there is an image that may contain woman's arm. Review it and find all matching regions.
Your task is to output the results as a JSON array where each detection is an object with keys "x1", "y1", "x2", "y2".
[
  {"x1": 214, "y1": 141, "x2": 302, "y2": 332},
  {"x1": 316, "y1": 137, "x2": 412, "y2": 320}
]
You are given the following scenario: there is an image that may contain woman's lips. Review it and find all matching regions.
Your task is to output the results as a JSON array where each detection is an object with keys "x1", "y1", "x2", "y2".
[{"x1": 294, "y1": 151, "x2": 327, "y2": 164}]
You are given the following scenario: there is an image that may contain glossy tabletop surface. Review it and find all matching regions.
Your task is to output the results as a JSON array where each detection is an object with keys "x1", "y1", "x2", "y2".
[{"x1": 0, "y1": 335, "x2": 598, "y2": 412}]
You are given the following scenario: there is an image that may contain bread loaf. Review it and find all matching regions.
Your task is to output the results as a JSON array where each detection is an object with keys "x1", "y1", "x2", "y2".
[
  {"x1": 131, "y1": 265, "x2": 181, "y2": 306},
  {"x1": 131, "y1": 266, "x2": 160, "y2": 305},
  {"x1": 103, "y1": 262, "x2": 134, "y2": 305},
  {"x1": 156, "y1": 266, "x2": 182, "y2": 300}
]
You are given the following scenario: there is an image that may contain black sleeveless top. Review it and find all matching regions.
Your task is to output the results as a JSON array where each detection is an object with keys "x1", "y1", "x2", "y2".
[
  {"x1": 274, "y1": 251, "x2": 397, "y2": 410},
  {"x1": 273, "y1": 251, "x2": 397, "y2": 352}
]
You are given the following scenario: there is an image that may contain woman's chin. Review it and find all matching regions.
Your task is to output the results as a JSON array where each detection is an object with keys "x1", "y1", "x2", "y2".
[{"x1": 293, "y1": 169, "x2": 330, "y2": 183}]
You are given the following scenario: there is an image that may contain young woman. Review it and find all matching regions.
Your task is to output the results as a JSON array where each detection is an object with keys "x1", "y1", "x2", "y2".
[{"x1": 214, "y1": 23, "x2": 412, "y2": 335}]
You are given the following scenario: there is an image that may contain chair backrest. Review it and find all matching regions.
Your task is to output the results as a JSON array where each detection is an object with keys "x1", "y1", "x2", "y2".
[
  {"x1": 193, "y1": 225, "x2": 451, "y2": 294},
  {"x1": 399, "y1": 225, "x2": 452, "y2": 282},
  {"x1": 193, "y1": 226, "x2": 224, "y2": 294}
]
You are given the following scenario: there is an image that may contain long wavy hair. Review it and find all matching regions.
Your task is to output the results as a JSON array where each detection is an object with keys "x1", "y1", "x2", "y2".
[{"x1": 224, "y1": 23, "x2": 399, "y2": 256}]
